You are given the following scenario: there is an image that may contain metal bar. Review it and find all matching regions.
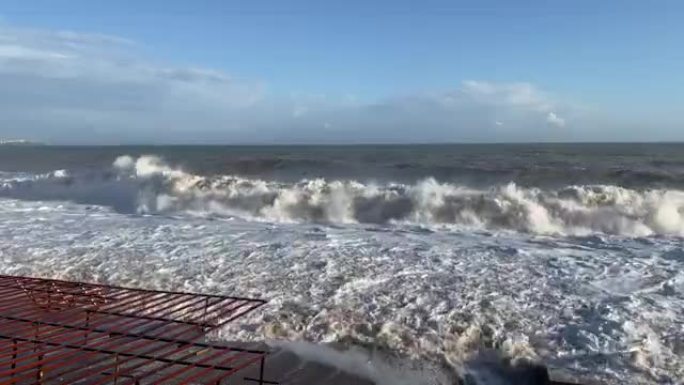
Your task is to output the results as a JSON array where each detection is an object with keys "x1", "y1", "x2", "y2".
[
  {"x1": 0, "y1": 315, "x2": 264, "y2": 355},
  {"x1": 10, "y1": 340, "x2": 16, "y2": 377},
  {"x1": 0, "y1": 335, "x2": 245, "y2": 372},
  {"x1": 147, "y1": 347, "x2": 248, "y2": 384},
  {"x1": 0, "y1": 286, "x2": 151, "y2": 330},
  {"x1": 0, "y1": 282, "x2": 119, "y2": 301},
  {"x1": 4, "y1": 300, "x2": 251, "y2": 381},
  {"x1": 63, "y1": 300, "x2": 256, "y2": 383},
  {"x1": 110, "y1": 343, "x2": 226, "y2": 384},
  {"x1": 0, "y1": 292, "x2": 179, "y2": 362},
  {"x1": 0, "y1": 275, "x2": 270, "y2": 385},
  {"x1": 87, "y1": 296, "x2": 225, "y2": 328},
  {"x1": 0, "y1": 294, "x2": 204, "y2": 376},
  {"x1": 0, "y1": 297, "x2": 173, "y2": 364},
  {"x1": 0, "y1": 288, "x2": 214, "y2": 344},
  {"x1": 0, "y1": 275, "x2": 266, "y2": 303},
  {"x1": 259, "y1": 355, "x2": 266, "y2": 385},
  {"x1": 0, "y1": 289, "x2": 173, "y2": 343},
  {"x1": 188, "y1": 352, "x2": 267, "y2": 385},
  {"x1": 0, "y1": 291, "x2": 140, "y2": 343},
  {"x1": 0, "y1": 293, "x2": 185, "y2": 373}
]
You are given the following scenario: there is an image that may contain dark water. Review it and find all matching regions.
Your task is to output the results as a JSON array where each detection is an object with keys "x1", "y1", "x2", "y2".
[{"x1": 2, "y1": 143, "x2": 684, "y2": 188}]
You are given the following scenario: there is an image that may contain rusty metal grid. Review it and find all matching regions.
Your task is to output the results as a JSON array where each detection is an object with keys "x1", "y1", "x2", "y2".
[{"x1": 0, "y1": 275, "x2": 274, "y2": 385}]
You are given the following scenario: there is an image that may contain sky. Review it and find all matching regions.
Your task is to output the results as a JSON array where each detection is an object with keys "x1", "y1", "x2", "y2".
[{"x1": 0, "y1": 0, "x2": 682, "y2": 144}]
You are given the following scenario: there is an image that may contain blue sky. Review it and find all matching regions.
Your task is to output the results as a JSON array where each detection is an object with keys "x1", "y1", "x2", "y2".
[{"x1": 0, "y1": 0, "x2": 682, "y2": 143}]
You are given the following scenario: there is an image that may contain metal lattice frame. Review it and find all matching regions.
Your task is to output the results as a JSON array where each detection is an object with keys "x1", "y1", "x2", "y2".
[{"x1": 0, "y1": 275, "x2": 274, "y2": 384}]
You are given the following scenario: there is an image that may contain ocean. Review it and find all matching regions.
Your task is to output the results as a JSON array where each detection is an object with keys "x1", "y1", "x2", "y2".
[{"x1": 0, "y1": 144, "x2": 682, "y2": 384}]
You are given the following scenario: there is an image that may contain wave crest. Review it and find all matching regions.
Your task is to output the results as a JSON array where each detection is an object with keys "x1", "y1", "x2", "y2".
[
  {"x1": 1, "y1": 154, "x2": 682, "y2": 237},
  {"x1": 109, "y1": 155, "x2": 684, "y2": 237}
]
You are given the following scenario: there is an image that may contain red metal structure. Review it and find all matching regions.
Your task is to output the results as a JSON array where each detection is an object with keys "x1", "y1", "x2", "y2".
[{"x1": 0, "y1": 275, "x2": 274, "y2": 384}]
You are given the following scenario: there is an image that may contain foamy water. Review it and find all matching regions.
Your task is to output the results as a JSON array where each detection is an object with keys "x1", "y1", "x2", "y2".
[{"x1": 0, "y1": 154, "x2": 683, "y2": 384}]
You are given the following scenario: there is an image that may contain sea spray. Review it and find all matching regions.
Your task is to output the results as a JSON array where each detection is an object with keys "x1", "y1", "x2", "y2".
[
  {"x1": 1, "y1": 154, "x2": 683, "y2": 236},
  {"x1": 112, "y1": 155, "x2": 684, "y2": 236}
]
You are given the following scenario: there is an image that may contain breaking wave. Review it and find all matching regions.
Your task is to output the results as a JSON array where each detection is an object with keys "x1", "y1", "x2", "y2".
[{"x1": 2, "y1": 154, "x2": 684, "y2": 237}]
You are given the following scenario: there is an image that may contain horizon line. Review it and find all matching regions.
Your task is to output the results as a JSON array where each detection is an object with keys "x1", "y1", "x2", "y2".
[{"x1": 9, "y1": 140, "x2": 684, "y2": 147}]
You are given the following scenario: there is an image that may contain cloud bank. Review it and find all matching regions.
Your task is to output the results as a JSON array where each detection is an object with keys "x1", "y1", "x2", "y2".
[
  {"x1": 546, "y1": 112, "x2": 566, "y2": 128},
  {"x1": 0, "y1": 25, "x2": 580, "y2": 144}
]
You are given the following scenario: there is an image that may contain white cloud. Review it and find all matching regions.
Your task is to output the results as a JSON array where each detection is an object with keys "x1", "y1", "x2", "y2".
[
  {"x1": 461, "y1": 80, "x2": 553, "y2": 112},
  {"x1": 546, "y1": 112, "x2": 566, "y2": 127},
  {"x1": 0, "y1": 25, "x2": 582, "y2": 144},
  {"x1": 0, "y1": 26, "x2": 270, "y2": 142},
  {"x1": 0, "y1": 44, "x2": 71, "y2": 60}
]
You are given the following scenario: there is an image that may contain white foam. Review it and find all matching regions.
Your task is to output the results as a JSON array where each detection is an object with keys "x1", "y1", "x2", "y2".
[
  {"x1": 111, "y1": 156, "x2": 684, "y2": 236},
  {"x1": 0, "y1": 196, "x2": 681, "y2": 384},
  {"x1": 112, "y1": 155, "x2": 135, "y2": 170},
  {"x1": 3, "y1": 156, "x2": 684, "y2": 237},
  {"x1": 52, "y1": 169, "x2": 69, "y2": 178}
]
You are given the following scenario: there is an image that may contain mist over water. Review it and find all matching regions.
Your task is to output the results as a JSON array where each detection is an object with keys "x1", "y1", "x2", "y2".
[{"x1": 1, "y1": 144, "x2": 683, "y2": 384}]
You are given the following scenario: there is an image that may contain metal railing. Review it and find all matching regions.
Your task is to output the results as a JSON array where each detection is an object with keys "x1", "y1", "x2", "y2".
[{"x1": 0, "y1": 275, "x2": 274, "y2": 384}]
